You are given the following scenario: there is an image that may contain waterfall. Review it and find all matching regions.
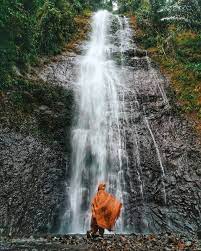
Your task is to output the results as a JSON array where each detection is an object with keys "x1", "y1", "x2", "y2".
[
  {"x1": 60, "y1": 10, "x2": 129, "y2": 233},
  {"x1": 36, "y1": 7, "x2": 200, "y2": 236}
]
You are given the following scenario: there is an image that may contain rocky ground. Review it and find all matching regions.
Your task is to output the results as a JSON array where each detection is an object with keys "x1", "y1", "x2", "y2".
[{"x1": 0, "y1": 234, "x2": 200, "y2": 251}]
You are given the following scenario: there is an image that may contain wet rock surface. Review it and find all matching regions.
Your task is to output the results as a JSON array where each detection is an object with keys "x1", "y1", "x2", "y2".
[
  {"x1": 0, "y1": 129, "x2": 67, "y2": 236},
  {"x1": 117, "y1": 53, "x2": 201, "y2": 234},
  {"x1": 38, "y1": 51, "x2": 80, "y2": 90},
  {"x1": 0, "y1": 234, "x2": 200, "y2": 251}
]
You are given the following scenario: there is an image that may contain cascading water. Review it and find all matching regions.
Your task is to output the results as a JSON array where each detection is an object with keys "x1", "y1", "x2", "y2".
[{"x1": 60, "y1": 10, "x2": 130, "y2": 233}]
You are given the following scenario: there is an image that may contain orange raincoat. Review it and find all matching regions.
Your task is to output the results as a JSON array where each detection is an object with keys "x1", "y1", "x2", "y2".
[{"x1": 91, "y1": 183, "x2": 122, "y2": 230}]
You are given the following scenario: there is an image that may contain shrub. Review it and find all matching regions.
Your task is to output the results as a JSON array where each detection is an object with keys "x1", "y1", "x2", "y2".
[
  {"x1": 0, "y1": 0, "x2": 83, "y2": 85},
  {"x1": 0, "y1": 1, "x2": 37, "y2": 84},
  {"x1": 37, "y1": 0, "x2": 75, "y2": 54}
]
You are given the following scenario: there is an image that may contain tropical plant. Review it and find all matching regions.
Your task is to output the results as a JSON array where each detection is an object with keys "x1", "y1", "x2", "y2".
[{"x1": 37, "y1": 0, "x2": 75, "y2": 54}]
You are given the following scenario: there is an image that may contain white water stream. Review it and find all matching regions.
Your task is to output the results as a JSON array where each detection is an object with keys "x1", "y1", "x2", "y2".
[{"x1": 60, "y1": 10, "x2": 130, "y2": 233}]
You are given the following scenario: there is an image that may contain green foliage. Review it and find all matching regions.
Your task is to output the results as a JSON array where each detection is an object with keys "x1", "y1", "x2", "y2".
[
  {"x1": 161, "y1": 0, "x2": 201, "y2": 29},
  {"x1": 70, "y1": 0, "x2": 85, "y2": 13},
  {"x1": 186, "y1": 63, "x2": 201, "y2": 74},
  {"x1": 117, "y1": 0, "x2": 142, "y2": 13},
  {"x1": 0, "y1": 0, "x2": 98, "y2": 85},
  {"x1": 37, "y1": 0, "x2": 75, "y2": 54},
  {"x1": 0, "y1": 1, "x2": 37, "y2": 84},
  {"x1": 151, "y1": 32, "x2": 201, "y2": 122},
  {"x1": 118, "y1": 0, "x2": 201, "y2": 31},
  {"x1": 136, "y1": 4, "x2": 151, "y2": 29},
  {"x1": 85, "y1": 0, "x2": 112, "y2": 11}
]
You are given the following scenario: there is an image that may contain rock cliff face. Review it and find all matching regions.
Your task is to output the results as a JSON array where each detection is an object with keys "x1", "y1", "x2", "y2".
[
  {"x1": 0, "y1": 130, "x2": 65, "y2": 236},
  {"x1": 117, "y1": 51, "x2": 201, "y2": 234},
  {"x1": 0, "y1": 15, "x2": 200, "y2": 237},
  {"x1": 0, "y1": 78, "x2": 74, "y2": 237}
]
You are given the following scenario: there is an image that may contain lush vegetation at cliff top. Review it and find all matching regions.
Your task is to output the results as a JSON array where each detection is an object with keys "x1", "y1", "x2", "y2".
[
  {"x1": 0, "y1": 0, "x2": 112, "y2": 87},
  {"x1": 117, "y1": 0, "x2": 201, "y2": 132}
]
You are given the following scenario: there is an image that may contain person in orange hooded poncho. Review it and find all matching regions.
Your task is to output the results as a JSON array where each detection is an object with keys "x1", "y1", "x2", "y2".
[{"x1": 87, "y1": 183, "x2": 122, "y2": 238}]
